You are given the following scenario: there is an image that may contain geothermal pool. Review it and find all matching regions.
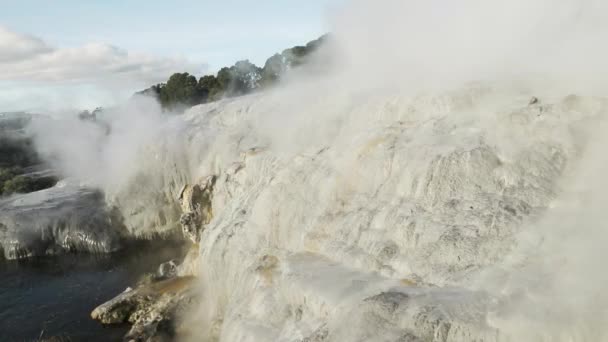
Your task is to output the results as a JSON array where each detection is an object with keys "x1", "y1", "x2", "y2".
[{"x1": 0, "y1": 241, "x2": 185, "y2": 341}]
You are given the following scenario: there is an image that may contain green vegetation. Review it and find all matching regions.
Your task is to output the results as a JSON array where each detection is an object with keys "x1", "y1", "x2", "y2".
[
  {"x1": 0, "y1": 172, "x2": 56, "y2": 196},
  {"x1": 0, "y1": 158, "x2": 57, "y2": 196},
  {"x1": 137, "y1": 35, "x2": 328, "y2": 110},
  {"x1": 0, "y1": 135, "x2": 39, "y2": 168},
  {"x1": 0, "y1": 120, "x2": 58, "y2": 197}
]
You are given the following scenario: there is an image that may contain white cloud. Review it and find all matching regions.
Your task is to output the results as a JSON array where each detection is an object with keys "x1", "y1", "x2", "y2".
[
  {"x1": 0, "y1": 27, "x2": 52, "y2": 63},
  {"x1": 0, "y1": 26, "x2": 205, "y2": 111},
  {"x1": 0, "y1": 26, "x2": 203, "y2": 83}
]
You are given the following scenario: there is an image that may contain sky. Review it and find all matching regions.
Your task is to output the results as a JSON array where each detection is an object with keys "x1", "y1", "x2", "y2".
[{"x1": 0, "y1": 0, "x2": 340, "y2": 112}]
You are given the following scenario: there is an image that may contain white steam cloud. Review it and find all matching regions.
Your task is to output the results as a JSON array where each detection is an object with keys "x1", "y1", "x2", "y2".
[
  {"x1": 328, "y1": 0, "x2": 608, "y2": 94},
  {"x1": 479, "y1": 117, "x2": 608, "y2": 341},
  {"x1": 30, "y1": 96, "x2": 184, "y2": 192},
  {"x1": 324, "y1": 1, "x2": 608, "y2": 340}
]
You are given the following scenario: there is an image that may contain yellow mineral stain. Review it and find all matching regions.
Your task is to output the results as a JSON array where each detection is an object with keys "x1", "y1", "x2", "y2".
[
  {"x1": 151, "y1": 276, "x2": 196, "y2": 294},
  {"x1": 400, "y1": 278, "x2": 417, "y2": 286},
  {"x1": 359, "y1": 137, "x2": 388, "y2": 157}
]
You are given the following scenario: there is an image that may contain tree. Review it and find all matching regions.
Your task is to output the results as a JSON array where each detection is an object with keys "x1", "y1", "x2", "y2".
[
  {"x1": 216, "y1": 67, "x2": 234, "y2": 95},
  {"x1": 198, "y1": 75, "x2": 222, "y2": 101},
  {"x1": 216, "y1": 60, "x2": 262, "y2": 97},
  {"x1": 261, "y1": 53, "x2": 287, "y2": 86},
  {"x1": 135, "y1": 83, "x2": 164, "y2": 99},
  {"x1": 233, "y1": 60, "x2": 262, "y2": 93},
  {"x1": 134, "y1": 34, "x2": 329, "y2": 111},
  {"x1": 198, "y1": 75, "x2": 219, "y2": 90},
  {"x1": 161, "y1": 73, "x2": 205, "y2": 108}
]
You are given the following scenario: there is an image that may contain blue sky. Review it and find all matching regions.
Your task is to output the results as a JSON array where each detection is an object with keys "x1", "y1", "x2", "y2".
[
  {"x1": 1, "y1": 0, "x2": 338, "y2": 71},
  {"x1": 0, "y1": 0, "x2": 341, "y2": 111}
]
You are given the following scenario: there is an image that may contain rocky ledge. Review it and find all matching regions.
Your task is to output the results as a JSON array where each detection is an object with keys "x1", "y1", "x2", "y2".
[
  {"x1": 91, "y1": 271, "x2": 198, "y2": 341},
  {"x1": 91, "y1": 174, "x2": 210, "y2": 341},
  {"x1": 0, "y1": 183, "x2": 127, "y2": 259}
]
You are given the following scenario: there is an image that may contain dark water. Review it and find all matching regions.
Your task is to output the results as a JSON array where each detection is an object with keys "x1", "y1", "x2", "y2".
[{"x1": 0, "y1": 241, "x2": 186, "y2": 341}]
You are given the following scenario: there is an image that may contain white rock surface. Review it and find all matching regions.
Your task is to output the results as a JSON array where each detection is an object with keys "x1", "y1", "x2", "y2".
[
  {"x1": 81, "y1": 83, "x2": 608, "y2": 341},
  {"x1": 0, "y1": 181, "x2": 125, "y2": 259},
  {"x1": 138, "y1": 86, "x2": 605, "y2": 341}
]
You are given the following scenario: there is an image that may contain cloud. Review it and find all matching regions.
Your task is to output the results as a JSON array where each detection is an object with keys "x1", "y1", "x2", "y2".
[
  {"x1": 0, "y1": 26, "x2": 203, "y2": 84},
  {"x1": 0, "y1": 26, "x2": 52, "y2": 63},
  {"x1": 0, "y1": 26, "x2": 205, "y2": 111}
]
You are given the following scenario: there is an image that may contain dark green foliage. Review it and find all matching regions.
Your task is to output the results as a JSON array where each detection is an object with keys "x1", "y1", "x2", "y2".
[
  {"x1": 259, "y1": 34, "x2": 327, "y2": 86},
  {"x1": 260, "y1": 53, "x2": 286, "y2": 86},
  {"x1": 233, "y1": 60, "x2": 262, "y2": 93},
  {"x1": 216, "y1": 67, "x2": 233, "y2": 94},
  {"x1": 217, "y1": 60, "x2": 262, "y2": 97},
  {"x1": 3, "y1": 175, "x2": 29, "y2": 195},
  {"x1": 136, "y1": 83, "x2": 165, "y2": 99},
  {"x1": 162, "y1": 73, "x2": 206, "y2": 109},
  {"x1": 0, "y1": 167, "x2": 19, "y2": 185},
  {"x1": 0, "y1": 166, "x2": 57, "y2": 196},
  {"x1": 198, "y1": 75, "x2": 220, "y2": 89},
  {"x1": 0, "y1": 135, "x2": 38, "y2": 168},
  {"x1": 136, "y1": 35, "x2": 328, "y2": 111},
  {"x1": 0, "y1": 130, "x2": 58, "y2": 197},
  {"x1": 306, "y1": 35, "x2": 327, "y2": 50},
  {"x1": 198, "y1": 75, "x2": 221, "y2": 101},
  {"x1": 2, "y1": 175, "x2": 56, "y2": 195}
]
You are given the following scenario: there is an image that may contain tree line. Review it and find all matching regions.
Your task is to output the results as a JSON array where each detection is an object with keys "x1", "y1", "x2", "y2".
[{"x1": 136, "y1": 35, "x2": 328, "y2": 110}]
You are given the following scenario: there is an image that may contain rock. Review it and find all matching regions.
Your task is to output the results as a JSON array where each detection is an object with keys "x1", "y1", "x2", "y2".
[
  {"x1": 157, "y1": 259, "x2": 178, "y2": 280},
  {"x1": 179, "y1": 212, "x2": 199, "y2": 243},
  {"x1": 528, "y1": 96, "x2": 539, "y2": 105},
  {"x1": 396, "y1": 332, "x2": 423, "y2": 342},
  {"x1": 178, "y1": 175, "x2": 216, "y2": 243},
  {"x1": 300, "y1": 325, "x2": 329, "y2": 342},
  {"x1": 37, "y1": 336, "x2": 73, "y2": 342},
  {"x1": 255, "y1": 254, "x2": 280, "y2": 285},
  {"x1": 0, "y1": 184, "x2": 126, "y2": 259},
  {"x1": 93, "y1": 88, "x2": 608, "y2": 340},
  {"x1": 364, "y1": 292, "x2": 410, "y2": 314},
  {"x1": 92, "y1": 276, "x2": 198, "y2": 341},
  {"x1": 177, "y1": 244, "x2": 200, "y2": 277}
]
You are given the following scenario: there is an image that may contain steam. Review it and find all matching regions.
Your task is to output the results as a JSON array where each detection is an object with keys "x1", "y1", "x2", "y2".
[
  {"x1": 323, "y1": 1, "x2": 608, "y2": 340},
  {"x1": 235, "y1": 1, "x2": 608, "y2": 340},
  {"x1": 327, "y1": 0, "x2": 608, "y2": 94},
  {"x1": 251, "y1": 0, "x2": 608, "y2": 157},
  {"x1": 18, "y1": 0, "x2": 608, "y2": 340},
  {"x1": 29, "y1": 96, "x2": 183, "y2": 192},
  {"x1": 479, "y1": 117, "x2": 608, "y2": 341}
]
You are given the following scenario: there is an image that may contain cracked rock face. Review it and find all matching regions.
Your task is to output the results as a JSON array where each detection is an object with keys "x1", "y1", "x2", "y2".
[{"x1": 178, "y1": 175, "x2": 216, "y2": 243}]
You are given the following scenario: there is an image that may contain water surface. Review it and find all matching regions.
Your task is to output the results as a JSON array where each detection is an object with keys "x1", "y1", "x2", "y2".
[{"x1": 0, "y1": 241, "x2": 185, "y2": 341}]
